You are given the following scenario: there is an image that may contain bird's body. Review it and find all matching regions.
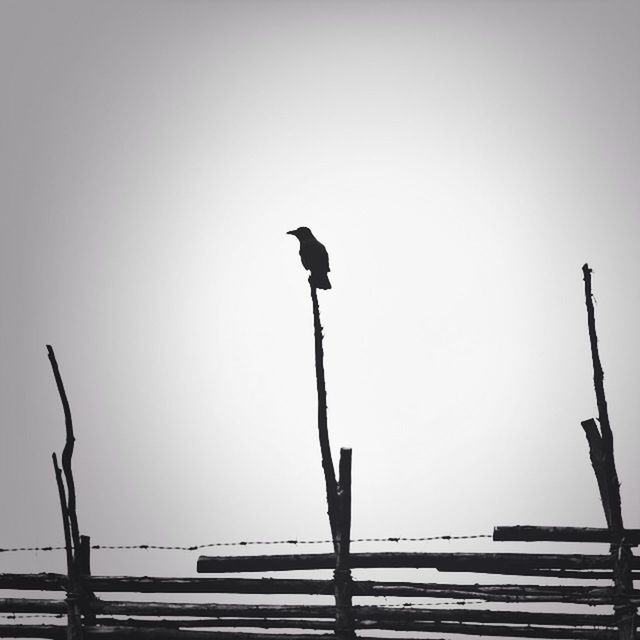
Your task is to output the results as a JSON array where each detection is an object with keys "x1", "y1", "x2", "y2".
[{"x1": 287, "y1": 227, "x2": 332, "y2": 289}]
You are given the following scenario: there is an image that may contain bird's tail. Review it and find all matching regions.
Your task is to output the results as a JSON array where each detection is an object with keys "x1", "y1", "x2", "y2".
[{"x1": 310, "y1": 273, "x2": 332, "y2": 290}]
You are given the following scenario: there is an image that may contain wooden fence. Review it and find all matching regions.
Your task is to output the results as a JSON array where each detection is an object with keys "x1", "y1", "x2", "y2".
[{"x1": 0, "y1": 264, "x2": 636, "y2": 640}]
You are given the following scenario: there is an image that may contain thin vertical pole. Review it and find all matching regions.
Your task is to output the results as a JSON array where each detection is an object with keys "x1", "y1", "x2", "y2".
[
  {"x1": 581, "y1": 264, "x2": 635, "y2": 640},
  {"x1": 334, "y1": 448, "x2": 355, "y2": 640},
  {"x1": 78, "y1": 536, "x2": 96, "y2": 625},
  {"x1": 48, "y1": 346, "x2": 85, "y2": 640},
  {"x1": 582, "y1": 266, "x2": 622, "y2": 529},
  {"x1": 310, "y1": 283, "x2": 339, "y2": 538},
  {"x1": 53, "y1": 454, "x2": 83, "y2": 640},
  {"x1": 47, "y1": 345, "x2": 81, "y2": 553}
]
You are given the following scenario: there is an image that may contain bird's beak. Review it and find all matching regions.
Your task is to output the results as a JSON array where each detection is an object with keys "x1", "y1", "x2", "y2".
[{"x1": 286, "y1": 230, "x2": 296, "y2": 235}]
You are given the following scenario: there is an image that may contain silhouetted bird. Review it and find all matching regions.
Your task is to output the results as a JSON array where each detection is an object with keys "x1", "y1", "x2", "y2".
[{"x1": 287, "y1": 227, "x2": 332, "y2": 290}]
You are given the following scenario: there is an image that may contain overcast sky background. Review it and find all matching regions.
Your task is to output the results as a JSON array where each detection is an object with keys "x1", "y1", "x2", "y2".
[{"x1": 1, "y1": 0, "x2": 640, "y2": 581}]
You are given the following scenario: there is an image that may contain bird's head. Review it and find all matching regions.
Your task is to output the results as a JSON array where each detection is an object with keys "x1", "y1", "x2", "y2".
[{"x1": 286, "y1": 226, "x2": 313, "y2": 240}]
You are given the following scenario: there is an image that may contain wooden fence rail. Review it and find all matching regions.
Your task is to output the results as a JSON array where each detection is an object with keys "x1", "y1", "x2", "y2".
[
  {"x1": 1, "y1": 265, "x2": 637, "y2": 640},
  {"x1": 1, "y1": 573, "x2": 631, "y2": 602},
  {"x1": 196, "y1": 551, "x2": 640, "y2": 573}
]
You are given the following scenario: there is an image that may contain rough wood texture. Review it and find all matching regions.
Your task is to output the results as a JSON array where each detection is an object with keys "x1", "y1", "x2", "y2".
[
  {"x1": 582, "y1": 418, "x2": 616, "y2": 530},
  {"x1": 334, "y1": 448, "x2": 355, "y2": 640},
  {"x1": 78, "y1": 535, "x2": 96, "y2": 625},
  {"x1": 0, "y1": 599, "x2": 624, "y2": 626},
  {"x1": 0, "y1": 573, "x2": 629, "y2": 603},
  {"x1": 310, "y1": 283, "x2": 339, "y2": 538},
  {"x1": 494, "y1": 526, "x2": 640, "y2": 545},
  {"x1": 47, "y1": 345, "x2": 81, "y2": 553},
  {"x1": 86, "y1": 618, "x2": 621, "y2": 638},
  {"x1": 48, "y1": 346, "x2": 86, "y2": 640},
  {"x1": 0, "y1": 625, "x2": 620, "y2": 640},
  {"x1": 582, "y1": 264, "x2": 636, "y2": 640},
  {"x1": 52, "y1": 457, "x2": 73, "y2": 589},
  {"x1": 197, "y1": 550, "x2": 640, "y2": 573},
  {"x1": 53, "y1": 454, "x2": 83, "y2": 640}
]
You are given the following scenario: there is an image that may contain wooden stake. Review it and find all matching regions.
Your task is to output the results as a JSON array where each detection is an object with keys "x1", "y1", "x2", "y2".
[
  {"x1": 581, "y1": 264, "x2": 636, "y2": 640},
  {"x1": 53, "y1": 454, "x2": 83, "y2": 640},
  {"x1": 78, "y1": 535, "x2": 96, "y2": 625},
  {"x1": 334, "y1": 448, "x2": 355, "y2": 640}
]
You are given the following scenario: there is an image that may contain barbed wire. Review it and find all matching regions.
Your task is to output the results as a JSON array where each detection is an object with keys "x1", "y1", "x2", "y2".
[
  {"x1": 381, "y1": 600, "x2": 481, "y2": 608},
  {"x1": 0, "y1": 533, "x2": 491, "y2": 554},
  {"x1": 0, "y1": 614, "x2": 64, "y2": 619}
]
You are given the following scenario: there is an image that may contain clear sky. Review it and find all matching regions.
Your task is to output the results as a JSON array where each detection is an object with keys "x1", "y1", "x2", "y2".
[{"x1": 1, "y1": 0, "x2": 639, "y2": 583}]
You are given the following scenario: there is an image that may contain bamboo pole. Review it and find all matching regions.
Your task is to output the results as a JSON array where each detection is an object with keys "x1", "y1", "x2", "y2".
[
  {"x1": 309, "y1": 283, "x2": 339, "y2": 538},
  {"x1": 581, "y1": 264, "x2": 636, "y2": 640}
]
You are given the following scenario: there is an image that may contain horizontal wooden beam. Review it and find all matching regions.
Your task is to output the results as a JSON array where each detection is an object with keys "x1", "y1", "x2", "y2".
[
  {"x1": 85, "y1": 619, "x2": 620, "y2": 639},
  {"x1": 0, "y1": 573, "x2": 633, "y2": 603},
  {"x1": 0, "y1": 598, "x2": 66, "y2": 614},
  {"x1": 0, "y1": 629, "x2": 334, "y2": 640},
  {"x1": 494, "y1": 526, "x2": 640, "y2": 545},
  {"x1": 359, "y1": 621, "x2": 614, "y2": 638},
  {"x1": 0, "y1": 599, "x2": 620, "y2": 626},
  {"x1": 197, "y1": 551, "x2": 636, "y2": 573},
  {"x1": 0, "y1": 573, "x2": 66, "y2": 591},
  {"x1": 0, "y1": 624, "x2": 617, "y2": 640}
]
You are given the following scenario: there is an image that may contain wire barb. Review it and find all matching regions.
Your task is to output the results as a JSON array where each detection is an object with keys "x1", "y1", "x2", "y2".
[{"x1": 0, "y1": 533, "x2": 491, "y2": 554}]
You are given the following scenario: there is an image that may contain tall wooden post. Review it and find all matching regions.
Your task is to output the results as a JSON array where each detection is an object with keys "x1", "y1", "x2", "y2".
[
  {"x1": 334, "y1": 448, "x2": 355, "y2": 640},
  {"x1": 581, "y1": 264, "x2": 636, "y2": 640},
  {"x1": 48, "y1": 346, "x2": 85, "y2": 640},
  {"x1": 310, "y1": 283, "x2": 339, "y2": 537},
  {"x1": 78, "y1": 536, "x2": 96, "y2": 625},
  {"x1": 53, "y1": 454, "x2": 83, "y2": 640},
  {"x1": 307, "y1": 281, "x2": 354, "y2": 637}
]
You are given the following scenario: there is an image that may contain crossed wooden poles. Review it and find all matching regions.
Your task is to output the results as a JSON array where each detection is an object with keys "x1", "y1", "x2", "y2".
[
  {"x1": 41, "y1": 265, "x2": 637, "y2": 640},
  {"x1": 305, "y1": 265, "x2": 637, "y2": 640}
]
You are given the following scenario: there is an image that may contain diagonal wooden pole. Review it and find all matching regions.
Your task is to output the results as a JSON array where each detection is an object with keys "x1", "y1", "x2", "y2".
[
  {"x1": 581, "y1": 264, "x2": 636, "y2": 640},
  {"x1": 309, "y1": 283, "x2": 339, "y2": 539}
]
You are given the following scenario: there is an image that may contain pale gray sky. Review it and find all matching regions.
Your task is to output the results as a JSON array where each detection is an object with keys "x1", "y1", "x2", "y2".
[{"x1": 1, "y1": 0, "x2": 639, "y2": 583}]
